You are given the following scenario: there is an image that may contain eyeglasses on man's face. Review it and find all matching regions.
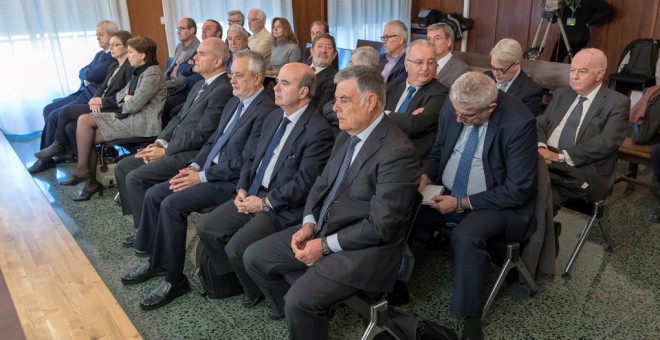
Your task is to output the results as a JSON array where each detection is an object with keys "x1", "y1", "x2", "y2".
[
  {"x1": 380, "y1": 34, "x2": 399, "y2": 42},
  {"x1": 176, "y1": 27, "x2": 191, "y2": 32},
  {"x1": 490, "y1": 62, "x2": 516, "y2": 74},
  {"x1": 405, "y1": 59, "x2": 436, "y2": 68}
]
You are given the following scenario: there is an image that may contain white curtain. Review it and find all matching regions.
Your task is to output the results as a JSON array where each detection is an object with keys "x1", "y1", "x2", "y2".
[
  {"x1": 161, "y1": 0, "x2": 293, "y2": 56},
  {"x1": 328, "y1": 0, "x2": 411, "y2": 49},
  {"x1": 0, "y1": 0, "x2": 130, "y2": 137}
]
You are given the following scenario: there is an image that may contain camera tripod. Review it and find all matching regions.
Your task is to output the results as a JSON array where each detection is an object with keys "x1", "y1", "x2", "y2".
[{"x1": 525, "y1": 1, "x2": 573, "y2": 60}]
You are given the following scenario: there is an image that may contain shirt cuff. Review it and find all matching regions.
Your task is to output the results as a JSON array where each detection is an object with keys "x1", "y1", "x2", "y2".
[
  {"x1": 537, "y1": 142, "x2": 548, "y2": 148},
  {"x1": 199, "y1": 171, "x2": 208, "y2": 183},
  {"x1": 303, "y1": 214, "x2": 317, "y2": 229},
  {"x1": 155, "y1": 139, "x2": 168, "y2": 148},
  {"x1": 326, "y1": 234, "x2": 343, "y2": 252},
  {"x1": 563, "y1": 150, "x2": 575, "y2": 166}
]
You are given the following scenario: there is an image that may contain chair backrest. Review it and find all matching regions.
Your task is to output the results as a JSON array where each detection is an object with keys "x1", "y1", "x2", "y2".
[
  {"x1": 617, "y1": 39, "x2": 659, "y2": 76},
  {"x1": 337, "y1": 47, "x2": 352, "y2": 70}
]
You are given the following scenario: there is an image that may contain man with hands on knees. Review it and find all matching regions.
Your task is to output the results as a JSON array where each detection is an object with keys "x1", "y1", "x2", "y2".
[
  {"x1": 413, "y1": 72, "x2": 537, "y2": 340},
  {"x1": 243, "y1": 66, "x2": 420, "y2": 339}
]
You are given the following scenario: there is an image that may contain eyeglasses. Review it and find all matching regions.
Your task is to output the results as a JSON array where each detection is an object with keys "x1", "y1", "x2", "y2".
[
  {"x1": 228, "y1": 20, "x2": 242, "y2": 25},
  {"x1": 176, "y1": 27, "x2": 191, "y2": 32},
  {"x1": 454, "y1": 107, "x2": 487, "y2": 124},
  {"x1": 248, "y1": 18, "x2": 261, "y2": 22},
  {"x1": 490, "y1": 62, "x2": 517, "y2": 74},
  {"x1": 380, "y1": 34, "x2": 399, "y2": 42},
  {"x1": 405, "y1": 59, "x2": 436, "y2": 68},
  {"x1": 426, "y1": 35, "x2": 446, "y2": 43},
  {"x1": 109, "y1": 43, "x2": 123, "y2": 48}
]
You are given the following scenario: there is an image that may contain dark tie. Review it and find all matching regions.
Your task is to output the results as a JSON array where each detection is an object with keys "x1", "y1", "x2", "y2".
[
  {"x1": 202, "y1": 102, "x2": 244, "y2": 170},
  {"x1": 398, "y1": 86, "x2": 416, "y2": 112},
  {"x1": 446, "y1": 125, "x2": 481, "y2": 227},
  {"x1": 558, "y1": 96, "x2": 587, "y2": 151},
  {"x1": 247, "y1": 117, "x2": 291, "y2": 195},
  {"x1": 193, "y1": 82, "x2": 209, "y2": 102},
  {"x1": 317, "y1": 136, "x2": 361, "y2": 232}
]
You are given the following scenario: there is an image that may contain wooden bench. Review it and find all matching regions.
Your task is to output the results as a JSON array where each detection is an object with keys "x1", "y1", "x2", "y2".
[{"x1": 616, "y1": 137, "x2": 654, "y2": 187}]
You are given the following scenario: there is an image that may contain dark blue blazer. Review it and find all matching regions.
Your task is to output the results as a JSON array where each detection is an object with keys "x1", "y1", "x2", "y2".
[
  {"x1": 191, "y1": 89, "x2": 277, "y2": 183},
  {"x1": 310, "y1": 66, "x2": 338, "y2": 114},
  {"x1": 485, "y1": 70, "x2": 543, "y2": 116},
  {"x1": 421, "y1": 91, "x2": 538, "y2": 242},
  {"x1": 77, "y1": 50, "x2": 115, "y2": 100},
  {"x1": 379, "y1": 52, "x2": 407, "y2": 84},
  {"x1": 237, "y1": 105, "x2": 334, "y2": 229}
]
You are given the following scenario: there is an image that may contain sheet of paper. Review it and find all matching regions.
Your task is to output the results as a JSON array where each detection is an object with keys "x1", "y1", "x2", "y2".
[{"x1": 421, "y1": 184, "x2": 445, "y2": 205}]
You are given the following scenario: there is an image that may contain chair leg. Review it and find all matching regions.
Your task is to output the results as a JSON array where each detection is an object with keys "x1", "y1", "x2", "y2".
[
  {"x1": 598, "y1": 221, "x2": 613, "y2": 252},
  {"x1": 361, "y1": 300, "x2": 405, "y2": 340},
  {"x1": 562, "y1": 202, "x2": 603, "y2": 279},
  {"x1": 482, "y1": 258, "x2": 514, "y2": 321}
]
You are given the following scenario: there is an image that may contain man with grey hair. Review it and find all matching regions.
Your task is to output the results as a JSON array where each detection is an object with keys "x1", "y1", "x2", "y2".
[
  {"x1": 426, "y1": 22, "x2": 470, "y2": 87},
  {"x1": 301, "y1": 20, "x2": 329, "y2": 65},
  {"x1": 29, "y1": 20, "x2": 119, "y2": 174},
  {"x1": 485, "y1": 38, "x2": 543, "y2": 116},
  {"x1": 226, "y1": 24, "x2": 250, "y2": 74},
  {"x1": 227, "y1": 9, "x2": 246, "y2": 27},
  {"x1": 415, "y1": 71, "x2": 537, "y2": 339},
  {"x1": 120, "y1": 49, "x2": 278, "y2": 310},
  {"x1": 379, "y1": 20, "x2": 409, "y2": 83},
  {"x1": 247, "y1": 8, "x2": 273, "y2": 67},
  {"x1": 245, "y1": 65, "x2": 420, "y2": 339},
  {"x1": 386, "y1": 39, "x2": 449, "y2": 159}
]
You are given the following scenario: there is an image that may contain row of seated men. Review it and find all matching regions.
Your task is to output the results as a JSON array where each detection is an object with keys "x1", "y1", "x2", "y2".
[{"x1": 27, "y1": 13, "x2": 630, "y2": 340}]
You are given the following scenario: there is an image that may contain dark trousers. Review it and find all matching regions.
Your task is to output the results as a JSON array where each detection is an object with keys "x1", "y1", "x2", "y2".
[
  {"x1": 133, "y1": 179, "x2": 236, "y2": 275},
  {"x1": 115, "y1": 152, "x2": 194, "y2": 228},
  {"x1": 414, "y1": 206, "x2": 506, "y2": 318},
  {"x1": 651, "y1": 144, "x2": 660, "y2": 182},
  {"x1": 196, "y1": 197, "x2": 281, "y2": 299},
  {"x1": 244, "y1": 227, "x2": 359, "y2": 340},
  {"x1": 40, "y1": 94, "x2": 79, "y2": 149}
]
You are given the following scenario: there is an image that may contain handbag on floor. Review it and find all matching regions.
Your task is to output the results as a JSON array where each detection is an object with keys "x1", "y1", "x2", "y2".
[{"x1": 195, "y1": 242, "x2": 243, "y2": 299}]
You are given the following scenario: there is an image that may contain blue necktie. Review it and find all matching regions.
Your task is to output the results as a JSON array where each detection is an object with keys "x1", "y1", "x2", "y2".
[
  {"x1": 317, "y1": 136, "x2": 360, "y2": 232},
  {"x1": 446, "y1": 125, "x2": 481, "y2": 227},
  {"x1": 193, "y1": 82, "x2": 209, "y2": 102},
  {"x1": 247, "y1": 117, "x2": 291, "y2": 195},
  {"x1": 202, "y1": 102, "x2": 244, "y2": 170},
  {"x1": 558, "y1": 96, "x2": 587, "y2": 151},
  {"x1": 398, "y1": 86, "x2": 416, "y2": 112}
]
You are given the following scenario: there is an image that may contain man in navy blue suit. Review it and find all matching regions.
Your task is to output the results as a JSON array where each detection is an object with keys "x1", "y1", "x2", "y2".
[
  {"x1": 29, "y1": 20, "x2": 119, "y2": 174},
  {"x1": 378, "y1": 20, "x2": 408, "y2": 84},
  {"x1": 415, "y1": 72, "x2": 538, "y2": 340}
]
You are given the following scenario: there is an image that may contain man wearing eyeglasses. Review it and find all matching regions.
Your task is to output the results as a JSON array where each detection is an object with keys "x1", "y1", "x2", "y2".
[
  {"x1": 426, "y1": 23, "x2": 470, "y2": 87},
  {"x1": 385, "y1": 40, "x2": 449, "y2": 160},
  {"x1": 415, "y1": 71, "x2": 537, "y2": 340},
  {"x1": 247, "y1": 8, "x2": 273, "y2": 69},
  {"x1": 484, "y1": 38, "x2": 543, "y2": 116},
  {"x1": 379, "y1": 20, "x2": 409, "y2": 84}
]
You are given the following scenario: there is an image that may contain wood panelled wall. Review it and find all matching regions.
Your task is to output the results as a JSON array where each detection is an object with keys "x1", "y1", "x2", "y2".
[
  {"x1": 292, "y1": 0, "x2": 328, "y2": 51},
  {"x1": 126, "y1": 0, "x2": 168, "y2": 71},
  {"x1": 414, "y1": 0, "x2": 660, "y2": 76}
]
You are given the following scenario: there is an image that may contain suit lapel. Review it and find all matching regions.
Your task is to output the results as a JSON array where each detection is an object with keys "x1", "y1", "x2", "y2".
[
  {"x1": 251, "y1": 109, "x2": 283, "y2": 175},
  {"x1": 576, "y1": 86, "x2": 606, "y2": 142},
  {"x1": 483, "y1": 103, "x2": 503, "y2": 160},
  {"x1": 549, "y1": 89, "x2": 577, "y2": 133},
  {"x1": 437, "y1": 55, "x2": 454, "y2": 79},
  {"x1": 269, "y1": 107, "x2": 311, "y2": 180},
  {"x1": 387, "y1": 82, "x2": 405, "y2": 110}
]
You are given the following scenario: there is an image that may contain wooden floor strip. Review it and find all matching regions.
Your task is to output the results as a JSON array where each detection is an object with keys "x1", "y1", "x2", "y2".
[
  {"x1": 0, "y1": 131, "x2": 140, "y2": 339},
  {"x1": 0, "y1": 267, "x2": 25, "y2": 340}
]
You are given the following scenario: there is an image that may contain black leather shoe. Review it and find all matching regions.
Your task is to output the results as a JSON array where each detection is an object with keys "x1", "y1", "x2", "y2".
[
  {"x1": 27, "y1": 159, "x2": 55, "y2": 174},
  {"x1": 72, "y1": 184, "x2": 104, "y2": 201},
  {"x1": 241, "y1": 294, "x2": 264, "y2": 308},
  {"x1": 123, "y1": 234, "x2": 136, "y2": 247},
  {"x1": 648, "y1": 208, "x2": 660, "y2": 223},
  {"x1": 385, "y1": 280, "x2": 410, "y2": 306},
  {"x1": 121, "y1": 262, "x2": 165, "y2": 285},
  {"x1": 59, "y1": 173, "x2": 91, "y2": 186},
  {"x1": 34, "y1": 141, "x2": 65, "y2": 159},
  {"x1": 139, "y1": 276, "x2": 191, "y2": 310},
  {"x1": 267, "y1": 303, "x2": 284, "y2": 320}
]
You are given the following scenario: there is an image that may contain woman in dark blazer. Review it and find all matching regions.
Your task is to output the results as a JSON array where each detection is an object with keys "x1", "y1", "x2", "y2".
[
  {"x1": 33, "y1": 30, "x2": 134, "y2": 172},
  {"x1": 59, "y1": 35, "x2": 166, "y2": 200}
]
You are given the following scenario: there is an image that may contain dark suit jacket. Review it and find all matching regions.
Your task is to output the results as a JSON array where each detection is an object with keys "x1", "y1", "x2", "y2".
[
  {"x1": 191, "y1": 90, "x2": 277, "y2": 183},
  {"x1": 422, "y1": 92, "x2": 538, "y2": 243},
  {"x1": 159, "y1": 73, "x2": 233, "y2": 156},
  {"x1": 379, "y1": 52, "x2": 407, "y2": 84},
  {"x1": 561, "y1": 0, "x2": 614, "y2": 43},
  {"x1": 537, "y1": 85, "x2": 630, "y2": 200},
  {"x1": 485, "y1": 70, "x2": 544, "y2": 116},
  {"x1": 435, "y1": 54, "x2": 470, "y2": 87},
  {"x1": 305, "y1": 115, "x2": 420, "y2": 292},
  {"x1": 385, "y1": 79, "x2": 449, "y2": 159},
  {"x1": 95, "y1": 61, "x2": 133, "y2": 109},
  {"x1": 321, "y1": 99, "x2": 339, "y2": 136},
  {"x1": 77, "y1": 50, "x2": 115, "y2": 102},
  {"x1": 237, "y1": 105, "x2": 334, "y2": 229},
  {"x1": 311, "y1": 66, "x2": 338, "y2": 113}
]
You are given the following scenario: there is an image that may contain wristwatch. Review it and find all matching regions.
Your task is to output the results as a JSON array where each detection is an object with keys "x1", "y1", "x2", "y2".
[
  {"x1": 261, "y1": 197, "x2": 271, "y2": 212},
  {"x1": 456, "y1": 196, "x2": 464, "y2": 213},
  {"x1": 321, "y1": 237, "x2": 332, "y2": 255}
]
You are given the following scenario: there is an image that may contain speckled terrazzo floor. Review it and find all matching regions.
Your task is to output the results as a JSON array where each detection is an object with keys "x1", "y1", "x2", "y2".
[{"x1": 10, "y1": 135, "x2": 660, "y2": 340}]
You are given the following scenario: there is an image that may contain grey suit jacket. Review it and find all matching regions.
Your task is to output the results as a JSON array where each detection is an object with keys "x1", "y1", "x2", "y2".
[
  {"x1": 305, "y1": 115, "x2": 420, "y2": 292},
  {"x1": 435, "y1": 54, "x2": 470, "y2": 87},
  {"x1": 385, "y1": 79, "x2": 449, "y2": 159},
  {"x1": 158, "y1": 73, "x2": 232, "y2": 156},
  {"x1": 165, "y1": 38, "x2": 201, "y2": 92},
  {"x1": 537, "y1": 85, "x2": 630, "y2": 200},
  {"x1": 115, "y1": 65, "x2": 167, "y2": 137}
]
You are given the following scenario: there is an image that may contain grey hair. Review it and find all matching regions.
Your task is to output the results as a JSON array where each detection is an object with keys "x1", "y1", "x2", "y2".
[
  {"x1": 385, "y1": 20, "x2": 408, "y2": 43},
  {"x1": 233, "y1": 49, "x2": 266, "y2": 77},
  {"x1": 490, "y1": 38, "x2": 522, "y2": 64},
  {"x1": 227, "y1": 10, "x2": 245, "y2": 25},
  {"x1": 405, "y1": 39, "x2": 435, "y2": 57},
  {"x1": 97, "y1": 20, "x2": 119, "y2": 35},
  {"x1": 227, "y1": 24, "x2": 249, "y2": 40},
  {"x1": 249, "y1": 8, "x2": 266, "y2": 21},
  {"x1": 427, "y1": 22, "x2": 454, "y2": 43},
  {"x1": 450, "y1": 72, "x2": 498, "y2": 110},
  {"x1": 334, "y1": 65, "x2": 386, "y2": 108},
  {"x1": 577, "y1": 48, "x2": 608, "y2": 69},
  {"x1": 351, "y1": 46, "x2": 380, "y2": 69},
  {"x1": 310, "y1": 20, "x2": 329, "y2": 33}
]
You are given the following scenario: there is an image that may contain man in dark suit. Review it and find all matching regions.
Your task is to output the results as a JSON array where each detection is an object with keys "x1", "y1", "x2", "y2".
[
  {"x1": 415, "y1": 72, "x2": 538, "y2": 339},
  {"x1": 379, "y1": 20, "x2": 408, "y2": 84},
  {"x1": 244, "y1": 66, "x2": 420, "y2": 339},
  {"x1": 309, "y1": 33, "x2": 338, "y2": 113},
  {"x1": 537, "y1": 48, "x2": 629, "y2": 211},
  {"x1": 300, "y1": 21, "x2": 328, "y2": 64},
  {"x1": 385, "y1": 40, "x2": 449, "y2": 159},
  {"x1": 119, "y1": 50, "x2": 277, "y2": 310},
  {"x1": 115, "y1": 37, "x2": 234, "y2": 246},
  {"x1": 426, "y1": 22, "x2": 471, "y2": 87},
  {"x1": 485, "y1": 38, "x2": 543, "y2": 116},
  {"x1": 551, "y1": 0, "x2": 614, "y2": 63},
  {"x1": 194, "y1": 62, "x2": 334, "y2": 308}
]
